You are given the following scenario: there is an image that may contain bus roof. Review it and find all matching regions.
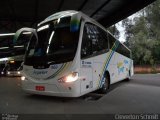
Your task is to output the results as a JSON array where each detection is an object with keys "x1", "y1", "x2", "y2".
[
  {"x1": 38, "y1": 10, "x2": 78, "y2": 26},
  {"x1": 37, "y1": 10, "x2": 131, "y2": 51},
  {"x1": 37, "y1": 10, "x2": 99, "y2": 26}
]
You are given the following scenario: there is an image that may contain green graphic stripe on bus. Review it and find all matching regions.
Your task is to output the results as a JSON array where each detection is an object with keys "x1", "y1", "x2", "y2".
[
  {"x1": 46, "y1": 63, "x2": 67, "y2": 80},
  {"x1": 46, "y1": 62, "x2": 72, "y2": 80},
  {"x1": 100, "y1": 41, "x2": 120, "y2": 88},
  {"x1": 101, "y1": 43, "x2": 117, "y2": 76},
  {"x1": 97, "y1": 42, "x2": 117, "y2": 88},
  {"x1": 99, "y1": 41, "x2": 120, "y2": 88}
]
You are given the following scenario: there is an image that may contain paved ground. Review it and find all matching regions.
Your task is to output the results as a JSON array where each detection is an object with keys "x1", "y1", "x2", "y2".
[{"x1": 0, "y1": 74, "x2": 160, "y2": 114}]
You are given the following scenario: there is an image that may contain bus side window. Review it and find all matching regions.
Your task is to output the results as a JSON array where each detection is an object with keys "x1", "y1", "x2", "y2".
[
  {"x1": 26, "y1": 35, "x2": 37, "y2": 56},
  {"x1": 81, "y1": 23, "x2": 109, "y2": 58},
  {"x1": 116, "y1": 42, "x2": 130, "y2": 58},
  {"x1": 88, "y1": 24, "x2": 99, "y2": 54},
  {"x1": 96, "y1": 26, "x2": 109, "y2": 51},
  {"x1": 89, "y1": 24, "x2": 109, "y2": 54},
  {"x1": 81, "y1": 24, "x2": 92, "y2": 58},
  {"x1": 108, "y1": 33, "x2": 116, "y2": 49}
]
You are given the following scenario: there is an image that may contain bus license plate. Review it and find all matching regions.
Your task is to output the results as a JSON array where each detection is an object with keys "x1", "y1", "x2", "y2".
[{"x1": 35, "y1": 86, "x2": 45, "y2": 91}]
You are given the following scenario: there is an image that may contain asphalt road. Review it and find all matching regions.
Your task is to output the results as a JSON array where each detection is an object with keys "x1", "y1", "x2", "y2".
[{"x1": 0, "y1": 74, "x2": 160, "y2": 114}]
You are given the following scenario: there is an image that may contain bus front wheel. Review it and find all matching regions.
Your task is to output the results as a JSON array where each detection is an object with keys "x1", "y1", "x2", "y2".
[{"x1": 99, "y1": 75, "x2": 109, "y2": 94}]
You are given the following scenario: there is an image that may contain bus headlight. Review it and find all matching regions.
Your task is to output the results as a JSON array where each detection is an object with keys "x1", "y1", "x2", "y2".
[
  {"x1": 65, "y1": 72, "x2": 79, "y2": 83},
  {"x1": 21, "y1": 76, "x2": 25, "y2": 81},
  {"x1": 1, "y1": 72, "x2": 4, "y2": 75},
  {"x1": 7, "y1": 72, "x2": 10, "y2": 74},
  {"x1": 58, "y1": 72, "x2": 79, "y2": 83}
]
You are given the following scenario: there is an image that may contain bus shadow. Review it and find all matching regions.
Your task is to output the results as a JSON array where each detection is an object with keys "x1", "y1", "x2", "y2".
[
  {"x1": 130, "y1": 79, "x2": 160, "y2": 88},
  {"x1": 25, "y1": 94, "x2": 79, "y2": 103},
  {"x1": 107, "y1": 80, "x2": 129, "y2": 93},
  {"x1": 82, "y1": 80, "x2": 129, "y2": 101}
]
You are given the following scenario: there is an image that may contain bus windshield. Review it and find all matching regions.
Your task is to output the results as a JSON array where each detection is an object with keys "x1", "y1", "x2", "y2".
[
  {"x1": 24, "y1": 17, "x2": 80, "y2": 65},
  {"x1": 7, "y1": 61, "x2": 22, "y2": 71}
]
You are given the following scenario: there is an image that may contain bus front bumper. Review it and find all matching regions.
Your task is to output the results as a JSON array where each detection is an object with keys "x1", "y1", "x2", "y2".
[
  {"x1": 21, "y1": 81, "x2": 81, "y2": 97},
  {"x1": 6, "y1": 71, "x2": 22, "y2": 77}
]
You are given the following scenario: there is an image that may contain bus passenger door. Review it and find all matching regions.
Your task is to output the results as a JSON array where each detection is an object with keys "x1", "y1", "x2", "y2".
[
  {"x1": 80, "y1": 59, "x2": 93, "y2": 94},
  {"x1": 80, "y1": 23, "x2": 94, "y2": 94}
]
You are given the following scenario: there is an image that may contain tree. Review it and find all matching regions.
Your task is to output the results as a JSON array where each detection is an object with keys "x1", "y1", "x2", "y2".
[
  {"x1": 123, "y1": 0, "x2": 160, "y2": 65},
  {"x1": 145, "y1": 0, "x2": 160, "y2": 64},
  {"x1": 107, "y1": 25, "x2": 120, "y2": 39}
]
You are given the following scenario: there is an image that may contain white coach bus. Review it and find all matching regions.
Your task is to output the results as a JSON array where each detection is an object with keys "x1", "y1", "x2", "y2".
[{"x1": 14, "y1": 10, "x2": 134, "y2": 97}]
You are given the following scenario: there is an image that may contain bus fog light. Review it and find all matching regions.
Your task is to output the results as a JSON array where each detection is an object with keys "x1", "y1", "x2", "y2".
[
  {"x1": 58, "y1": 72, "x2": 79, "y2": 83},
  {"x1": 21, "y1": 76, "x2": 25, "y2": 81}
]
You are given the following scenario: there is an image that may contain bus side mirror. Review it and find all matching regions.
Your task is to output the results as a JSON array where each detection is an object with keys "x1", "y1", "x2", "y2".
[
  {"x1": 13, "y1": 28, "x2": 37, "y2": 45},
  {"x1": 70, "y1": 13, "x2": 81, "y2": 32}
]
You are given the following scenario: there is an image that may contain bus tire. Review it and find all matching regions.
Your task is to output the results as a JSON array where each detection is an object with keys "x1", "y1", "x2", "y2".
[
  {"x1": 126, "y1": 70, "x2": 131, "y2": 81},
  {"x1": 99, "y1": 74, "x2": 109, "y2": 94}
]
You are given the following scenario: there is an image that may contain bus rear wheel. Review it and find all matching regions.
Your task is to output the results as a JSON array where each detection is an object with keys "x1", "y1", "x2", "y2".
[
  {"x1": 99, "y1": 75, "x2": 109, "y2": 94},
  {"x1": 126, "y1": 70, "x2": 131, "y2": 81}
]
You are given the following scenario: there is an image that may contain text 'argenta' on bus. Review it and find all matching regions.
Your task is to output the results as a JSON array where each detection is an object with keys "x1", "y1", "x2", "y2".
[{"x1": 14, "y1": 10, "x2": 134, "y2": 97}]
